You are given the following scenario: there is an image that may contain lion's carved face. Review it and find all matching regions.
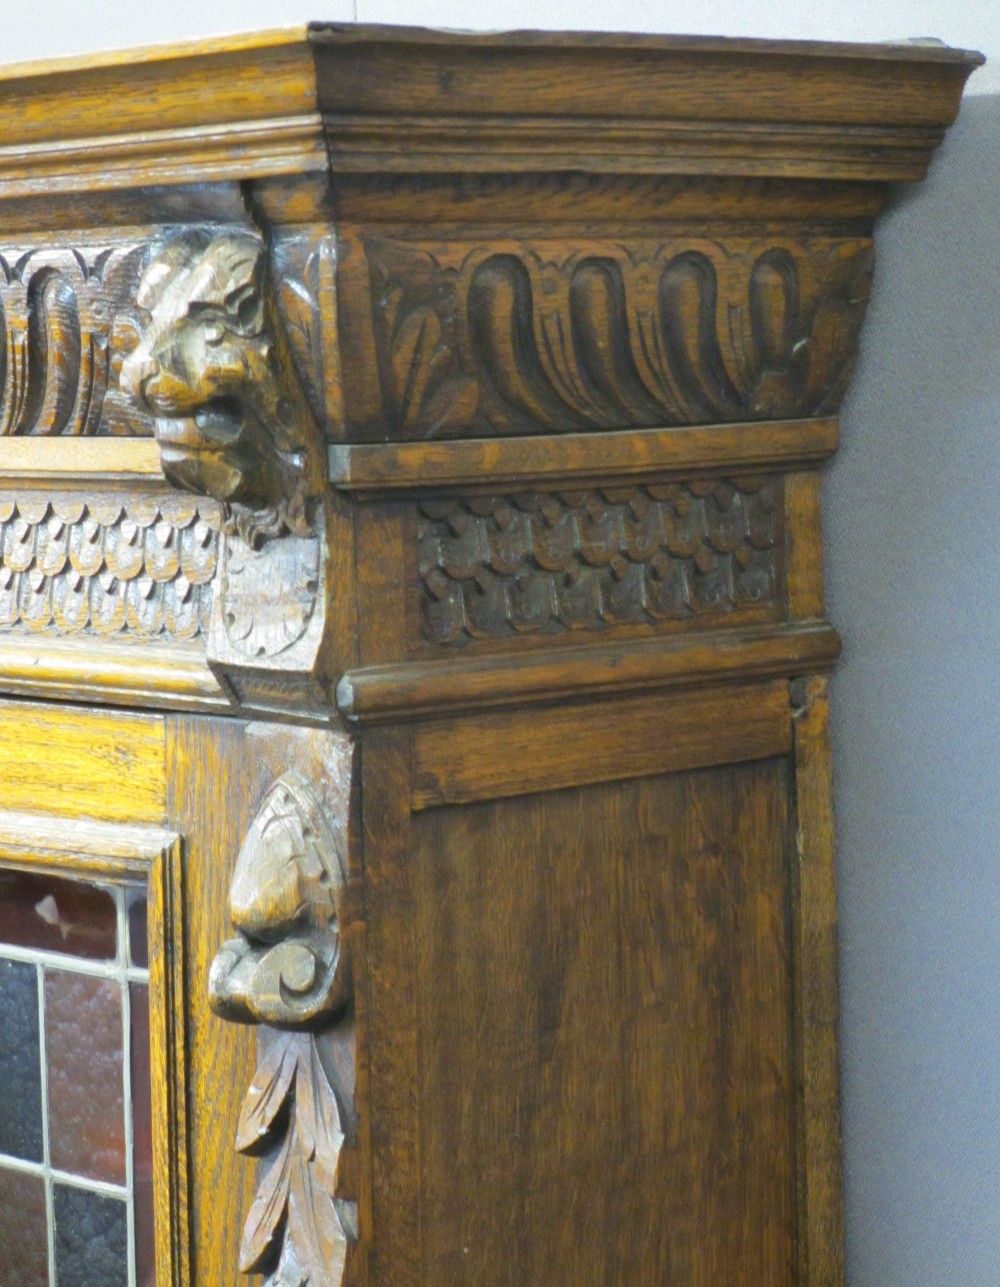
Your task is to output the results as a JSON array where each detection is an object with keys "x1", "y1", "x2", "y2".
[{"x1": 121, "y1": 230, "x2": 308, "y2": 528}]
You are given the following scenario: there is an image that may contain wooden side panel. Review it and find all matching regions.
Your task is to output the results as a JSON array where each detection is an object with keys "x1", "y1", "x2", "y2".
[
  {"x1": 369, "y1": 757, "x2": 797, "y2": 1286},
  {"x1": 362, "y1": 729, "x2": 422, "y2": 1287}
]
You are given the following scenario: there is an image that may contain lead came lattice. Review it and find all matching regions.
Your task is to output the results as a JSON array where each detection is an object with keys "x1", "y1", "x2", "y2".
[{"x1": 0, "y1": 872, "x2": 154, "y2": 1287}]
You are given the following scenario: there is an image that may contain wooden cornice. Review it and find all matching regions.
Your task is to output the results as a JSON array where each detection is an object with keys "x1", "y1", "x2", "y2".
[
  {"x1": 0, "y1": 25, "x2": 980, "y2": 197},
  {"x1": 0, "y1": 27, "x2": 324, "y2": 197},
  {"x1": 312, "y1": 26, "x2": 984, "y2": 181}
]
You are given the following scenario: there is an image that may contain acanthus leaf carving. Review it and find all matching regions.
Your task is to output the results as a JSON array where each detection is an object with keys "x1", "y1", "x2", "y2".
[
  {"x1": 209, "y1": 768, "x2": 356, "y2": 1287},
  {"x1": 236, "y1": 1031, "x2": 350, "y2": 1287}
]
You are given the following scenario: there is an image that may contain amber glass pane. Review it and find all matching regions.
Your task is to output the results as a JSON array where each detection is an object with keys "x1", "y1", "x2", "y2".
[
  {"x1": 54, "y1": 1184, "x2": 128, "y2": 1287},
  {"x1": 131, "y1": 982, "x2": 156, "y2": 1286},
  {"x1": 127, "y1": 887, "x2": 149, "y2": 970},
  {"x1": 0, "y1": 869, "x2": 116, "y2": 960},
  {"x1": 0, "y1": 958, "x2": 43, "y2": 1161},
  {"x1": 46, "y1": 970, "x2": 125, "y2": 1184},
  {"x1": 0, "y1": 1166, "x2": 48, "y2": 1287}
]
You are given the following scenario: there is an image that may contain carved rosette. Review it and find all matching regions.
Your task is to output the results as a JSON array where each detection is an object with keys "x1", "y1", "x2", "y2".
[{"x1": 209, "y1": 772, "x2": 356, "y2": 1287}]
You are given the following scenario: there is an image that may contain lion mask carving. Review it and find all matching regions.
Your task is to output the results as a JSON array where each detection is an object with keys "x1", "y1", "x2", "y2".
[{"x1": 120, "y1": 229, "x2": 313, "y2": 545}]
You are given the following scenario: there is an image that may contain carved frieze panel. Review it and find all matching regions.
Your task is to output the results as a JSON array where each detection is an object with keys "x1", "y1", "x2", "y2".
[
  {"x1": 0, "y1": 228, "x2": 329, "y2": 442},
  {"x1": 0, "y1": 492, "x2": 218, "y2": 639},
  {"x1": 418, "y1": 478, "x2": 781, "y2": 645},
  {"x1": 353, "y1": 235, "x2": 874, "y2": 439},
  {"x1": 210, "y1": 767, "x2": 357, "y2": 1287},
  {"x1": 0, "y1": 242, "x2": 153, "y2": 437},
  {"x1": 0, "y1": 227, "x2": 333, "y2": 701}
]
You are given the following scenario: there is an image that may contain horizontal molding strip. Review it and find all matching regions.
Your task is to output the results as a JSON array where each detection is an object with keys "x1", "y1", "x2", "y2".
[
  {"x1": 337, "y1": 621, "x2": 841, "y2": 723},
  {"x1": 0, "y1": 635, "x2": 230, "y2": 711},
  {"x1": 411, "y1": 678, "x2": 792, "y2": 809},
  {"x1": 0, "y1": 808, "x2": 179, "y2": 879},
  {"x1": 321, "y1": 119, "x2": 947, "y2": 181},
  {"x1": 0, "y1": 437, "x2": 164, "y2": 484},
  {"x1": 330, "y1": 417, "x2": 838, "y2": 496},
  {"x1": 0, "y1": 115, "x2": 328, "y2": 199}
]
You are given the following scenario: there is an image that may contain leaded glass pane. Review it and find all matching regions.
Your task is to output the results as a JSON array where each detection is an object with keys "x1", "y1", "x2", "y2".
[
  {"x1": 0, "y1": 867, "x2": 157, "y2": 1287},
  {"x1": 0, "y1": 870, "x2": 116, "y2": 960},
  {"x1": 46, "y1": 970, "x2": 126, "y2": 1185},
  {"x1": 0, "y1": 957, "x2": 43, "y2": 1161},
  {"x1": 53, "y1": 1184, "x2": 129, "y2": 1287},
  {"x1": 0, "y1": 1166, "x2": 48, "y2": 1286}
]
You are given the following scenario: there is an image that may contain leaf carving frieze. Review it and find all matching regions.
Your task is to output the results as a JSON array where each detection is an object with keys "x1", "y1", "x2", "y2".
[
  {"x1": 360, "y1": 235, "x2": 874, "y2": 438},
  {"x1": 0, "y1": 242, "x2": 153, "y2": 437},
  {"x1": 419, "y1": 478, "x2": 781, "y2": 645},
  {"x1": 0, "y1": 492, "x2": 219, "y2": 640}
]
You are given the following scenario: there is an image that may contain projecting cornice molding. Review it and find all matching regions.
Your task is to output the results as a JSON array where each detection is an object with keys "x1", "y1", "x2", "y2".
[{"x1": 0, "y1": 25, "x2": 980, "y2": 198}]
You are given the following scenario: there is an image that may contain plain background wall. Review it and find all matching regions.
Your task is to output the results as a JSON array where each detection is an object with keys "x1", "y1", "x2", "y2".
[{"x1": 12, "y1": 4, "x2": 1000, "y2": 1284}]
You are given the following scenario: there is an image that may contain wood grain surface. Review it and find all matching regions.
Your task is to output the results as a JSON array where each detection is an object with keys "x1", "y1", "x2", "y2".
[
  {"x1": 411, "y1": 680, "x2": 792, "y2": 808},
  {"x1": 0, "y1": 698, "x2": 165, "y2": 821},
  {"x1": 395, "y1": 759, "x2": 797, "y2": 1286}
]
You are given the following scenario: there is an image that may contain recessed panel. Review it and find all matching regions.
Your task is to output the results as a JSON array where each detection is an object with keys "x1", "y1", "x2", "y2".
[{"x1": 402, "y1": 758, "x2": 796, "y2": 1286}]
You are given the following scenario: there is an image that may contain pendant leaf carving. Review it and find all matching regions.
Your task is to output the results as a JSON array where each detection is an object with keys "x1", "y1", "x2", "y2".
[
  {"x1": 210, "y1": 768, "x2": 356, "y2": 1287},
  {"x1": 237, "y1": 1032, "x2": 349, "y2": 1287}
]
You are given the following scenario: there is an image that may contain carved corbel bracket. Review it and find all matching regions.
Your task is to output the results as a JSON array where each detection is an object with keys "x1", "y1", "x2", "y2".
[
  {"x1": 121, "y1": 227, "x2": 330, "y2": 697},
  {"x1": 209, "y1": 770, "x2": 356, "y2": 1287}
]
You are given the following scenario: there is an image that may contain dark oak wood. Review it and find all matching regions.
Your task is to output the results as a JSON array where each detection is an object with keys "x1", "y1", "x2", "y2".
[
  {"x1": 406, "y1": 760, "x2": 797, "y2": 1286},
  {"x1": 330, "y1": 418, "x2": 839, "y2": 495},
  {"x1": 0, "y1": 23, "x2": 978, "y2": 1287},
  {"x1": 410, "y1": 680, "x2": 792, "y2": 808}
]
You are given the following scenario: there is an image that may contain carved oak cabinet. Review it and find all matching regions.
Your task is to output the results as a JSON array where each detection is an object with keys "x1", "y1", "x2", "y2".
[{"x1": 0, "y1": 25, "x2": 979, "y2": 1287}]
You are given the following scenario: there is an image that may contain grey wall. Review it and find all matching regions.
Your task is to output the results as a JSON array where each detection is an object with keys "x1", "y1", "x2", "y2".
[
  {"x1": 9, "y1": 3, "x2": 1000, "y2": 1284},
  {"x1": 830, "y1": 92, "x2": 1000, "y2": 1286}
]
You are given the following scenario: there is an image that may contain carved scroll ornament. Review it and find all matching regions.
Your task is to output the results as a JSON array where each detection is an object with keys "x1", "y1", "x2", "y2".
[
  {"x1": 209, "y1": 772, "x2": 354, "y2": 1287},
  {"x1": 209, "y1": 773, "x2": 350, "y2": 1027}
]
